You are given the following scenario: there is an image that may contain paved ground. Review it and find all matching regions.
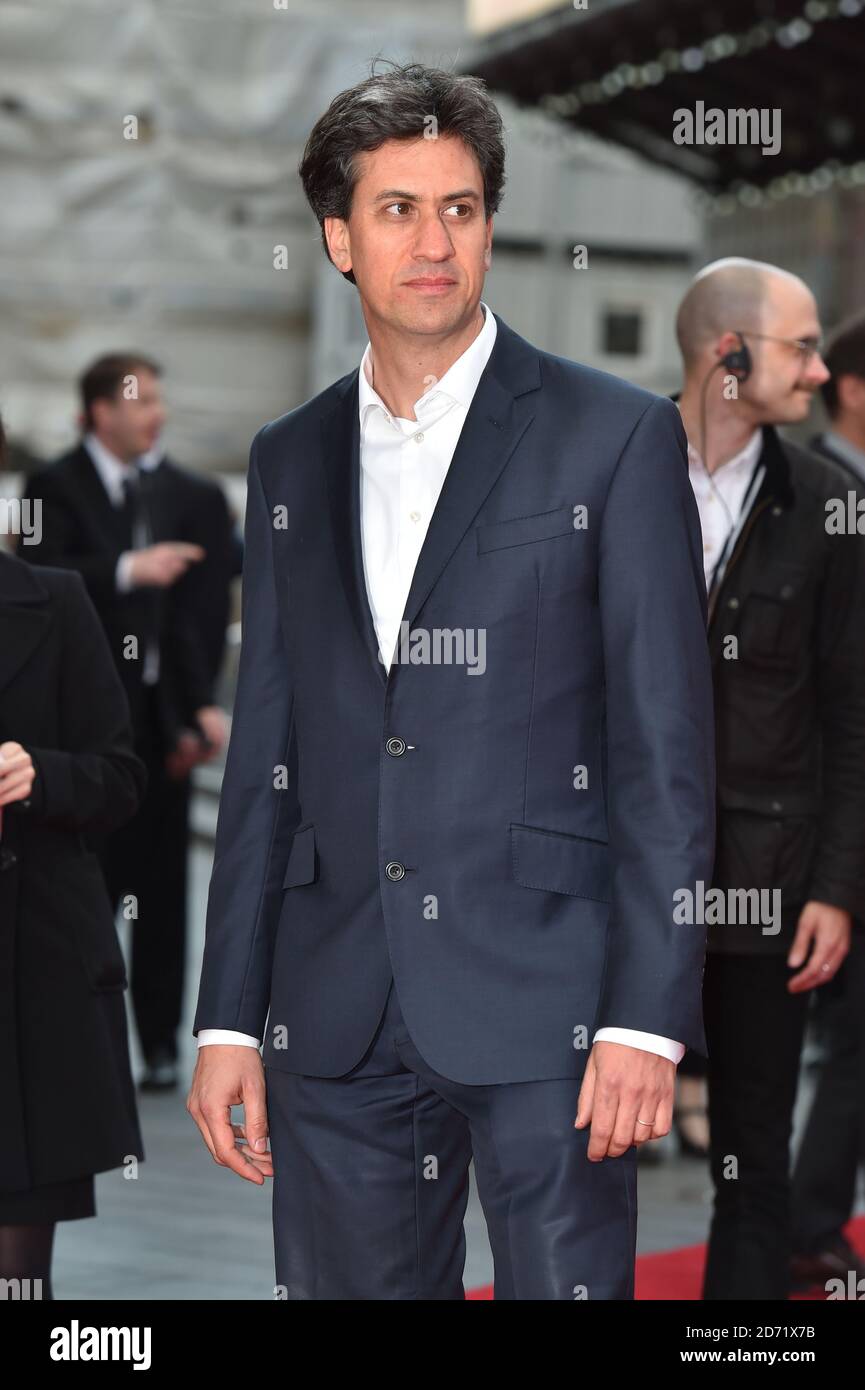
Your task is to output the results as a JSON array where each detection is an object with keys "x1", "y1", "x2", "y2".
[{"x1": 51, "y1": 824, "x2": 861, "y2": 1299}]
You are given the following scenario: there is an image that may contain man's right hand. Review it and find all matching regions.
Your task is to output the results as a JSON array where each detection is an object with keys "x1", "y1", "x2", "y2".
[
  {"x1": 187, "y1": 1046, "x2": 273, "y2": 1184},
  {"x1": 128, "y1": 541, "x2": 205, "y2": 588}
]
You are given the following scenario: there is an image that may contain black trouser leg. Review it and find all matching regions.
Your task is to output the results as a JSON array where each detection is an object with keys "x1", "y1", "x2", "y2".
[
  {"x1": 0, "y1": 1224, "x2": 55, "y2": 1300},
  {"x1": 102, "y1": 697, "x2": 190, "y2": 1064},
  {"x1": 702, "y1": 951, "x2": 810, "y2": 1300},
  {"x1": 791, "y1": 928, "x2": 865, "y2": 1252}
]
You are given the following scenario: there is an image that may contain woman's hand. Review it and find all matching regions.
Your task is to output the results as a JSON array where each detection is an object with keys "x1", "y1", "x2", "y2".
[{"x1": 0, "y1": 741, "x2": 35, "y2": 807}]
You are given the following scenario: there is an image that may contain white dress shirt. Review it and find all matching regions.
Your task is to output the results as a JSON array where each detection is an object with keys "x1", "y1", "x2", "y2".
[
  {"x1": 686, "y1": 428, "x2": 763, "y2": 587},
  {"x1": 83, "y1": 431, "x2": 160, "y2": 682},
  {"x1": 199, "y1": 304, "x2": 684, "y2": 1064}
]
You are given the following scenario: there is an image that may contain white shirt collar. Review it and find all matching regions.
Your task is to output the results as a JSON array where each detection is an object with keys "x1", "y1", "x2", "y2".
[
  {"x1": 139, "y1": 442, "x2": 165, "y2": 469},
  {"x1": 83, "y1": 431, "x2": 160, "y2": 505},
  {"x1": 686, "y1": 426, "x2": 762, "y2": 479},
  {"x1": 358, "y1": 300, "x2": 497, "y2": 429}
]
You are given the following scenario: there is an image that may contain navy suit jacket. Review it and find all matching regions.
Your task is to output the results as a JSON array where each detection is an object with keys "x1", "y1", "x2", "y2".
[{"x1": 193, "y1": 312, "x2": 715, "y2": 1083}]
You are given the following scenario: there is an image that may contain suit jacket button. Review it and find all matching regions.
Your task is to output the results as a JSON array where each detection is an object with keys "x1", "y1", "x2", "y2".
[
  {"x1": 385, "y1": 861, "x2": 406, "y2": 882},
  {"x1": 386, "y1": 737, "x2": 406, "y2": 757},
  {"x1": 727, "y1": 597, "x2": 739, "y2": 609}
]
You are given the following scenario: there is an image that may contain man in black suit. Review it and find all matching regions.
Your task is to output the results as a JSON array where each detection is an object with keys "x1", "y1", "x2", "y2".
[
  {"x1": 790, "y1": 311, "x2": 865, "y2": 1285},
  {"x1": 18, "y1": 354, "x2": 234, "y2": 1088}
]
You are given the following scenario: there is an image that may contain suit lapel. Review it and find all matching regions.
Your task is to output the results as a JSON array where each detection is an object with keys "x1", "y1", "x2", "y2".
[
  {"x1": 319, "y1": 312, "x2": 541, "y2": 686},
  {"x1": 401, "y1": 322, "x2": 538, "y2": 633},
  {"x1": 320, "y1": 373, "x2": 386, "y2": 684}
]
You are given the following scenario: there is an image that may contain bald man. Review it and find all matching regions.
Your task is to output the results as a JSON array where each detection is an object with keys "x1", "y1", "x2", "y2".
[{"x1": 673, "y1": 258, "x2": 865, "y2": 1300}]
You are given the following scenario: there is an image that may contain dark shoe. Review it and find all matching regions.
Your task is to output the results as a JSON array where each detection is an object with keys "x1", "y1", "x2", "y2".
[
  {"x1": 790, "y1": 1237, "x2": 865, "y2": 1290},
  {"x1": 139, "y1": 1047, "x2": 178, "y2": 1091},
  {"x1": 673, "y1": 1105, "x2": 710, "y2": 1159}
]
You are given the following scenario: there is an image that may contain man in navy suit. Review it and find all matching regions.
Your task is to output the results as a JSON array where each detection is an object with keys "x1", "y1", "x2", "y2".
[{"x1": 188, "y1": 61, "x2": 715, "y2": 1300}]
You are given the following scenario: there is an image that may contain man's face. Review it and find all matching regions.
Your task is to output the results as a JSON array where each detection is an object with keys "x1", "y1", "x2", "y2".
[
  {"x1": 325, "y1": 133, "x2": 493, "y2": 339},
  {"x1": 739, "y1": 279, "x2": 830, "y2": 425},
  {"x1": 92, "y1": 367, "x2": 166, "y2": 459}
]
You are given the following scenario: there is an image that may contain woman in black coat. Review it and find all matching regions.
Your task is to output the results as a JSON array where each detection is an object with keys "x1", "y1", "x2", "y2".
[{"x1": 0, "y1": 540, "x2": 146, "y2": 1298}]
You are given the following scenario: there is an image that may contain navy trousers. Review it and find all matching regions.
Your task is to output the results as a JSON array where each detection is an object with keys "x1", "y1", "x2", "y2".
[{"x1": 266, "y1": 977, "x2": 638, "y2": 1300}]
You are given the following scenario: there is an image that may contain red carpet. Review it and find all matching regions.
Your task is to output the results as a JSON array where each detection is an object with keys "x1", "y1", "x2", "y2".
[{"x1": 466, "y1": 1215, "x2": 865, "y2": 1300}]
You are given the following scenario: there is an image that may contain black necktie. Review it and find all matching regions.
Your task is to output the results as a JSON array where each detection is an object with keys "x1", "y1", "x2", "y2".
[
  {"x1": 119, "y1": 464, "x2": 159, "y2": 683},
  {"x1": 120, "y1": 463, "x2": 153, "y2": 549},
  {"x1": 119, "y1": 470, "x2": 138, "y2": 549}
]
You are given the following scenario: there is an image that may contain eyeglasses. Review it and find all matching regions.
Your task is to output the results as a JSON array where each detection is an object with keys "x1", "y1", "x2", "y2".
[{"x1": 735, "y1": 330, "x2": 823, "y2": 363}]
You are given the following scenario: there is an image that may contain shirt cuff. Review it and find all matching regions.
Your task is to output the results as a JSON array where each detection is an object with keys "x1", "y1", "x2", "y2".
[
  {"x1": 593, "y1": 1027, "x2": 686, "y2": 1064},
  {"x1": 116, "y1": 551, "x2": 135, "y2": 592},
  {"x1": 197, "y1": 1029, "x2": 261, "y2": 1048}
]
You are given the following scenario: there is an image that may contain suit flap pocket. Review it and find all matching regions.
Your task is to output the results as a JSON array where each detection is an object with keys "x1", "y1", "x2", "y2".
[
  {"x1": 510, "y1": 823, "x2": 611, "y2": 902},
  {"x1": 282, "y1": 822, "x2": 316, "y2": 888},
  {"x1": 477, "y1": 506, "x2": 576, "y2": 554}
]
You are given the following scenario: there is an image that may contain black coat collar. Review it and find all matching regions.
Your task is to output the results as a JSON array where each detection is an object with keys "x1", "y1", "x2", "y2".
[
  {"x1": 668, "y1": 390, "x2": 795, "y2": 510},
  {"x1": 0, "y1": 547, "x2": 49, "y2": 604}
]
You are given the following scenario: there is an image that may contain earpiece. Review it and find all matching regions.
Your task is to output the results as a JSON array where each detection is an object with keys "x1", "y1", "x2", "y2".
[{"x1": 720, "y1": 332, "x2": 752, "y2": 382}]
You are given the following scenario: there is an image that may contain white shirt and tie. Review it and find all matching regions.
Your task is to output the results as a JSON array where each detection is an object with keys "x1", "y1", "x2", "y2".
[
  {"x1": 198, "y1": 304, "x2": 685, "y2": 1062},
  {"x1": 83, "y1": 431, "x2": 161, "y2": 683}
]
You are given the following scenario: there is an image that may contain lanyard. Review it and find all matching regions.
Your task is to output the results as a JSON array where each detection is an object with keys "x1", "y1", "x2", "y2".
[{"x1": 707, "y1": 458, "x2": 766, "y2": 601}]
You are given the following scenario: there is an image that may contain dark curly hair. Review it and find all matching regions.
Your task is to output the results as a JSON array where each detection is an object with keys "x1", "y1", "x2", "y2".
[{"x1": 298, "y1": 58, "x2": 506, "y2": 287}]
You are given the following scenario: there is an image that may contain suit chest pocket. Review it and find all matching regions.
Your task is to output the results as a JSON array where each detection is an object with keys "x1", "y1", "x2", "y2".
[{"x1": 476, "y1": 505, "x2": 577, "y2": 555}]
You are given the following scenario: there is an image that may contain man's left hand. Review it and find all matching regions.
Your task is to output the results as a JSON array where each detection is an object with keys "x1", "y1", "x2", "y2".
[
  {"x1": 787, "y1": 900, "x2": 851, "y2": 993},
  {"x1": 575, "y1": 1042, "x2": 675, "y2": 1161}
]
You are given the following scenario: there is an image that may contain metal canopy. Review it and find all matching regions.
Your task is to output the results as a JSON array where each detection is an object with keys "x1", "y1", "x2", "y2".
[{"x1": 461, "y1": 0, "x2": 865, "y2": 192}]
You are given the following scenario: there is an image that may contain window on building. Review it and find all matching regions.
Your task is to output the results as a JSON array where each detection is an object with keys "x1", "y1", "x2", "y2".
[{"x1": 601, "y1": 308, "x2": 643, "y2": 356}]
